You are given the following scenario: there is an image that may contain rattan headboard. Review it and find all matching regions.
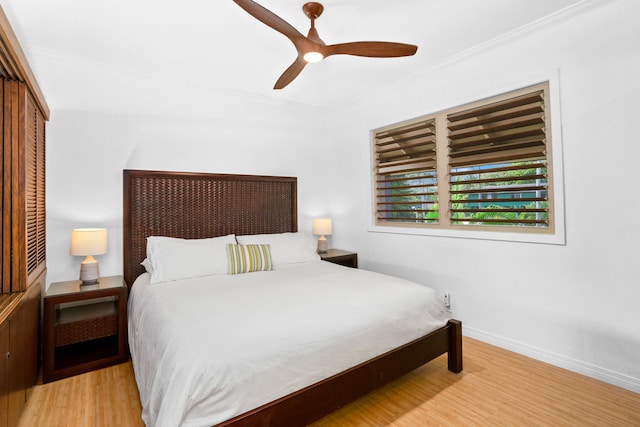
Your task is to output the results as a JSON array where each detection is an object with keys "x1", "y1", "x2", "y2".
[{"x1": 123, "y1": 170, "x2": 298, "y2": 287}]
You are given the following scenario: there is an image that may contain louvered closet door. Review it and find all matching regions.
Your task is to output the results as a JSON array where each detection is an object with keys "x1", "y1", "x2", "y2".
[
  {"x1": 1, "y1": 78, "x2": 18, "y2": 294},
  {"x1": 24, "y1": 89, "x2": 46, "y2": 287},
  {"x1": 0, "y1": 80, "x2": 45, "y2": 294},
  {"x1": 1, "y1": 8, "x2": 49, "y2": 294},
  {"x1": 1, "y1": 79, "x2": 5, "y2": 294}
]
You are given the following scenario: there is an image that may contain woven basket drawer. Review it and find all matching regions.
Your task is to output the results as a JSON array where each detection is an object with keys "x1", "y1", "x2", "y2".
[{"x1": 56, "y1": 301, "x2": 118, "y2": 346}]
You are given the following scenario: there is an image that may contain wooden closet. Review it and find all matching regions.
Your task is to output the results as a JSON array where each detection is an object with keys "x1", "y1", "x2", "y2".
[{"x1": 0, "y1": 6, "x2": 48, "y2": 427}]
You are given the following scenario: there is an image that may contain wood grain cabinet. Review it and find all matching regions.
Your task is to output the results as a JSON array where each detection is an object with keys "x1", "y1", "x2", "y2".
[
  {"x1": 320, "y1": 249, "x2": 358, "y2": 268},
  {"x1": 0, "y1": 274, "x2": 42, "y2": 427},
  {"x1": 0, "y1": 319, "x2": 8, "y2": 427},
  {"x1": 0, "y1": 7, "x2": 49, "y2": 427},
  {"x1": 43, "y1": 276, "x2": 128, "y2": 383}
]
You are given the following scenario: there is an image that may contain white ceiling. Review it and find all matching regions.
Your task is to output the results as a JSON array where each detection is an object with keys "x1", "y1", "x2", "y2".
[{"x1": 3, "y1": 0, "x2": 588, "y2": 109}]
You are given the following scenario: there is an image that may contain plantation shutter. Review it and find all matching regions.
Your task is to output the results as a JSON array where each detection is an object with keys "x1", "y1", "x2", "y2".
[
  {"x1": 36, "y1": 104, "x2": 46, "y2": 267},
  {"x1": 447, "y1": 86, "x2": 550, "y2": 227},
  {"x1": 25, "y1": 91, "x2": 45, "y2": 276},
  {"x1": 26, "y1": 90, "x2": 38, "y2": 274},
  {"x1": 373, "y1": 119, "x2": 438, "y2": 224}
]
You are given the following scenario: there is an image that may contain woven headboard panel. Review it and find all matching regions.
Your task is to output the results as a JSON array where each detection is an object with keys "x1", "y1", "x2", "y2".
[{"x1": 123, "y1": 170, "x2": 297, "y2": 287}]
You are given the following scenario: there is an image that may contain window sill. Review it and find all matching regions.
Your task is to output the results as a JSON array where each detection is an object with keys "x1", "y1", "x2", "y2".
[{"x1": 368, "y1": 225, "x2": 565, "y2": 246}]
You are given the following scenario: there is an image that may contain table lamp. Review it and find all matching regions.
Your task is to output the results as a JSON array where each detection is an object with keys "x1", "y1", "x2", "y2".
[
  {"x1": 70, "y1": 228, "x2": 107, "y2": 285},
  {"x1": 312, "y1": 218, "x2": 332, "y2": 254}
]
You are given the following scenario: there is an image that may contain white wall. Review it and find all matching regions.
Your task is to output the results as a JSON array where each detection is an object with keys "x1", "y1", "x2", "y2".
[
  {"x1": 45, "y1": 71, "x2": 333, "y2": 284},
  {"x1": 326, "y1": 0, "x2": 640, "y2": 392}
]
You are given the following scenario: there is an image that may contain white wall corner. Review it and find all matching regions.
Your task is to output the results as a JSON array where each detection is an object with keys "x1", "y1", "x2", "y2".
[{"x1": 464, "y1": 326, "x2": 640, "y2": 394}]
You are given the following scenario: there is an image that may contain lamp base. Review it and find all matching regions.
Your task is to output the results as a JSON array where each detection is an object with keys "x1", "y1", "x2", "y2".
[
  {"x1": 317, "y1": 236, "x2": 329, "y2": 254},
  {"x1": 80, "y1": 279, "x2": 99, "y2": 286},
  {"x1": 79, "y1": 256, "x2": 100, "y2": 286}
]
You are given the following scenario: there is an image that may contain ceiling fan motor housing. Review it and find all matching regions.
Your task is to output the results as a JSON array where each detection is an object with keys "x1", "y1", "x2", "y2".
[{"x1": 303, "y1": 2, "x2": 324, "y2": 20}]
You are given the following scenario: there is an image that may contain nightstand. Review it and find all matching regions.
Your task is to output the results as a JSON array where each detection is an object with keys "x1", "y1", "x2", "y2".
[
  {"x1": 319, "y1": 249, "x2": 358, "y2": 268},
  {"x1": 43, "y1": 275, "x2": 128, "y2": 383}
]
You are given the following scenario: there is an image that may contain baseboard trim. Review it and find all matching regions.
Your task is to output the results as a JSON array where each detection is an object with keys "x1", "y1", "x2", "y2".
[{"x1": 464, "y1": 326, "x2": 640, "y2": 394}]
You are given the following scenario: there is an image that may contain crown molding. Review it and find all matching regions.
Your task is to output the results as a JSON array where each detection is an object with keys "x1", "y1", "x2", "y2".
[
  {"x1": 0, "y1": 5, "x2": 50, "y2": 119},
  {"x1": 436, "y1": 0, "x2": 611, "y2": 69}
]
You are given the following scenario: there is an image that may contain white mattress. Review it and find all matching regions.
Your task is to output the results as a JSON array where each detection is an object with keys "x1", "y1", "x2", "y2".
[{"x1": 128, "y1": 260, "x2": 450, "y2": 426}]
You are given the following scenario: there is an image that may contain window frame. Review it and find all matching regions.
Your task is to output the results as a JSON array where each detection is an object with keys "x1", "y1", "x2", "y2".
[{"x1": 369, "y1": 77, "x2": 565, "y2": 245}]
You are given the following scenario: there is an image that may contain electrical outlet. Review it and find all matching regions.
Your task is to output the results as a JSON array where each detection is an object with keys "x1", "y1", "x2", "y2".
[{"x1": 443, "y1": 292, "x2": 451, "y2": 309}]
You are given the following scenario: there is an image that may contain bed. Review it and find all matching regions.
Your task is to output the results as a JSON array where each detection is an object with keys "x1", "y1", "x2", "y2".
[{"x1": 123, "y1": 169, "x2": 463, "y2": 427}]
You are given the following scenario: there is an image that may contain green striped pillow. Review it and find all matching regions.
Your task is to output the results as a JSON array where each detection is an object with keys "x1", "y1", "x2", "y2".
[{"x1": 226, "y1": 243, "x2": 273, "y2": 275}]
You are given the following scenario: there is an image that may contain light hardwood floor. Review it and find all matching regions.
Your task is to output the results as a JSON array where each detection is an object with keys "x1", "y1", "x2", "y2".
[{"x1": 19, "y1": 337, "x2": 640, "y2": 426}]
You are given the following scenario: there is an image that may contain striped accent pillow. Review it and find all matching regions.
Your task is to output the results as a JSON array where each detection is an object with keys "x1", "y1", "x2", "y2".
[{"x1": 226, "y1": 243, "x2": 273, "y2": 275}]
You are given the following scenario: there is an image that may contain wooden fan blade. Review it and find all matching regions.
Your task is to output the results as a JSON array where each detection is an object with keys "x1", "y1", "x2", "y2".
[
  {"x1": 233, "y1": 0, "x2": 306, "y2": 45},
  {"x1": 274, "y1": 58, "x2": 307, "y2": 89},
  {"x1": 322, "y1": 42, "x2": 418, "y2": 58}
]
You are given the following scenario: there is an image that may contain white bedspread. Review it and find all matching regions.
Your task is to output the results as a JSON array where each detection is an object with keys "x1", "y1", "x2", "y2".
[{"x1": 128, "y1": 260, "x2": 450, "y2": 427}]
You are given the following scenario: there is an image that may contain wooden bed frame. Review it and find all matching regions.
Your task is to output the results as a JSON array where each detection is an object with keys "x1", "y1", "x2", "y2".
[{"x1": 123, "y1": 169, "x2": 463, "y2": 427}]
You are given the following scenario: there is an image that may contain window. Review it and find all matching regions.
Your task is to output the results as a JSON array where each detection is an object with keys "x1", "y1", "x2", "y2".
[
  {"x1": 373, "y1": 82, "x2": 556, "y2": 236},
  {"x1": 374, "y1": 119, "x2": 438, "y2": 224}
]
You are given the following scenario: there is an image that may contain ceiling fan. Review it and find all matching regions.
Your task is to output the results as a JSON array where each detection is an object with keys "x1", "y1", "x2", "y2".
[{"x1": 233, "y1": 0, "x2": 418, "y2": 89}]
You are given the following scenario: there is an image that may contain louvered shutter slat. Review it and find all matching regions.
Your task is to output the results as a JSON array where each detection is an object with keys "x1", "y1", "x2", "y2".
[{"x1": 448, "y1": 88, "x2": 550, "y2": 228}]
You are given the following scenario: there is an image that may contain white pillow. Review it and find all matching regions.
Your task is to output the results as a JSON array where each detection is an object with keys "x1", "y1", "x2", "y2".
[
  {"x1": 236, "y1": 232, "x2": 319, "y2": 266},
  {"x1": 140, "y1": 258, "x2": 154, "y2": 274},
  {"x1": 146, "y1": 234, "x2": 237, "y2": 283}
]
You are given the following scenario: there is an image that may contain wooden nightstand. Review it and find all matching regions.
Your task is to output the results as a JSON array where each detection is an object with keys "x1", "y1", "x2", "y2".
[
  {"x1": 320, "y1": 249, "x2": 358, "y2": 268},
  {"x1": 43, "y1": 275, "x2": 128, "y2": 383}
]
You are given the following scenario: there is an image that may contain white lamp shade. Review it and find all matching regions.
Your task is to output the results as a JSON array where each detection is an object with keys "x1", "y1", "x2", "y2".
[
  {"x1": 70, "y1": 228, "x2": 108, "y2": 256},
  {"x1": 312, "y1": 218, "x2": 333, "y2": 236}
]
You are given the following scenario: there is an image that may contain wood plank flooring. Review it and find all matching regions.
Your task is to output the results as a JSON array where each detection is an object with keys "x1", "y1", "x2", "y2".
[{"x1": 18, "y1": 337, "x2": 640, "y2": 426}]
